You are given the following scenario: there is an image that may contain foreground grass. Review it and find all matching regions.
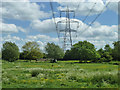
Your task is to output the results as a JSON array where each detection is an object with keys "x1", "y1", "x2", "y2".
[{"x1": 2, "y1": 60, "x2": 119, "y2": 88}]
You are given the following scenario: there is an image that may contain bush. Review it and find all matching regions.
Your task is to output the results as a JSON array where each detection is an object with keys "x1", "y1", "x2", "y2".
[
  {"x1": 2, "y1": 42, "x2": 19, "y2": 62},
  {"x1": 31, "y1": 70, "x2": 40, "y2": 77},
  {"x1": 99, "y1": 57, "x2": 107, "y2": 63},
  {"x1": 68, "y1": 76, "x2": 77, "y2": 80},
  {"x1": 91, "y1": 73, "x2": 118, "y2": 87}
]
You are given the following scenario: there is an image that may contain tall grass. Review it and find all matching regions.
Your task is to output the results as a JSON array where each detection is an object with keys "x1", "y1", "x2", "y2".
[{"x1": 2, "y1": 60, "x2": 119, "y2": 88}]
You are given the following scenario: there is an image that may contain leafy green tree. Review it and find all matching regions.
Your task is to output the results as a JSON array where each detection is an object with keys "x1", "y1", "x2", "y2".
[
  {"x1": 22, "y1": 41, "x2": 43, "y2": 61},
  {"x1": 0, "y1": 51, "x2": 1, "y2": 59},
  {"x1": 102, "y1": 52, "x2": 113, "y2": 62},
  {"x1": 2, "y1": 42, "x2": 19, "y2": 62},
  {"x1": 65, "y1": 41, "x2": 100, "y2": 62},
  {"x1": 43, "y1": 53, "x2": 47, "y2": 59},
  {"x1": 98, "y1": 45, "x2": 113, "y2": 62},
  {"x1": 64, "y1": 50, "x2": 72, "y2": 60},
  {"x1": 19, "y1": 52, "x2": 24, "y2": 59},
  {"x1": 98, "y1": 52, "x2": 113, "y2": 62},
  {"x1": 112, "y1": 41, "x2": 120, "y2": 61},
  {"x1": 104, "y1": 44, "x2": 112, "y2": 54},
  {"x1": 97, "y1": 48, "x2": 104, "y2": 56},
  {"x1": 45, "y1": 42, "x2": 64, "y2": 59}
]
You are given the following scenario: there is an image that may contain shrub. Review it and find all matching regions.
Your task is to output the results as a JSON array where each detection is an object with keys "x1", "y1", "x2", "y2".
[
  {"x1": 68, "y1": 76, "x2": 77, "y2": 80},
  {"x1": 99, "y1": 57, "x2": 106, "y2": 63},
  {"x1": 91, "y1": 72, "x2": 118, "y2": 87},
  {"x1": 31, "y1": 70, "x2": 40, "y2": 77}
]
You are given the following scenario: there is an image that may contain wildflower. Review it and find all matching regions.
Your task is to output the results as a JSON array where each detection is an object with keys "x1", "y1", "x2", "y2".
[
  {"x1": 40, "y1": 78, "x2": 44, "y2": 81},
  {"x1": 50, "y1": 79, "x2": 54, "y2": 82},
  {"x1": 61, "y1": 73, "x2": 64, "y2": 76}
]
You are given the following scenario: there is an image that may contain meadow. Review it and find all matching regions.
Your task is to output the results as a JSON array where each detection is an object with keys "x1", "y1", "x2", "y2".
[{"x1": 2, "y1": 60, "x2": 119, "y2": 88}]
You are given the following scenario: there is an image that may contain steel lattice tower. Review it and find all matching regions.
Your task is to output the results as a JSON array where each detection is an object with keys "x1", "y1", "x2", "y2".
[{"x1": 57, "y1": 6, "x2": 79, "y2": 51}]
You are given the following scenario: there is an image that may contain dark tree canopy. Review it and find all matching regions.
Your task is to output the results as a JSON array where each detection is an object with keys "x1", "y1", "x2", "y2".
[
  {"x1": 64, "y1": 41, "x2": 100, "y2": 62},
  {"x1": 45, "y1": 42, "x2": 64, "y2": 59},
  {"x1": 112, "y1": 41, "x2": 120, "y2": 61},
  {"x1": 104, "y1": 44, "x2": 112, "y2": 54},
  {"x1": 22, "y1": 41, "x2": 43, "y2": 60},
  {"x1": 97, "y1": 48, "x2": 104, "y2": 56},
  {"x1": 2, "y1": 42, "x2": 19, "y2": 62}
]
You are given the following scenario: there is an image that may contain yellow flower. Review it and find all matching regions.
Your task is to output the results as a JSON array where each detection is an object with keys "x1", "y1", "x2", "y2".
[
  {"x1": 45, "y1": 79, "x2": 48, "y2": 81},
  {"x1": 50, "y1": 79, "x2": 54, "y2": 82},
  {"x1": 56, "y1": 74, "x2": 60, "y2": 76},
  {"x1": 57, "y1": 79, "x2": 62, "y2": 81},
  {"x1": 61, "y1": 73, "x2": 64, "y2": 76},
  {"x1": 22, "y1": 80, "x2": 26, "y2": 83},
  {"x1": 27, "y1": 80, "x2": 31, "y2": 84}
]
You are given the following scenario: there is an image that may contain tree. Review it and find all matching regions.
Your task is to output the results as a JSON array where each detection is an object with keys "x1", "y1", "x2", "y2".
[
  {"x1": 97, "y1": 45, "x2": 113, "y2": 62},
  {"x1": 0, "y1": 51, "x2": 1, "y2": 59},
  {"x1": 64, "y1": 41, "x2": 100, "y2": 62},
  {"x1": 43, "y1": 53, "x2": 47, "y2": 59},
  {"x1": 104, "y1": 44, "x2": 112, "y2": 54},
  {"x1": 64, "y1": 50, "x2": 72, "y2": 60},
  {"x1": 45, "y1": 42, "x2": 64, "y2": 60},
  {"x1": 101, "y1": 52, "x2": 113, "y2": 62},
  {"x1": 22, "y1": 41, "x2": 43, "y2": 61},
  {"x1": 97, "y1": 48, "x2": 104, "y2": 56},
  {"x1": 2, "y1": 42, "x2": 19, "y2": 62},
  {"x1": 19, "y1": 52, "x2": 25, "y2": 59},
  {"x1": 112, "y1": 41, "x2": 120, "y2": 61}
]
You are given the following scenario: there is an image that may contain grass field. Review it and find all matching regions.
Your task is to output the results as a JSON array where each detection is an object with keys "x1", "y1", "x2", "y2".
[{"x1": 2, "y1": 60, "x2": 119, "y2": 88}]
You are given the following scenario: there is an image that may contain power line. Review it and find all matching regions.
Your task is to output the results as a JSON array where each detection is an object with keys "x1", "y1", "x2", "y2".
[
  {"x1": 82, "y1": 1, "x2": 111, "y2": 34},
  {"x1": 74, "y1": 0, "x2": 81, "y2": 18},
  {"x1": 75, "y1": 1, "x2": 96, "y2": 22},
  {"x1": 82, "y1": 2, "x2": 96, "y2": 23},
  {"x1": 49, "y1": 0, "x2": 59, "y2": 38}
]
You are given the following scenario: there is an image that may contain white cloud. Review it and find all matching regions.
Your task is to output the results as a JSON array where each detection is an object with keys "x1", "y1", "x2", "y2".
[
  {"x1": 30, "y1": 19, "x2": 55, "y2": 33},
  {"x1": 57, "y1": 0, "x2": 119, "y2": 16},
  {"x1": 30, "y1": 17, "x2": 79, "y2": 33},
  {"x1": 2, "y1": 34, "x2": 55, "y2": 52},
  {"x1": 107, "y1": 1, "x2": 118, "y2": 14},
  {"x1": 0, "y1": 21, "x2": 27, "y2": 33},
  {"x1": 30, "y1": 18, "x2": 118, "y2": 41},
  {"x1": 1, "y1": 2, "x2": 50, "y2": 21},
  {"x1": 57, "y1": 0, "x2": 106, "y2": 16},
  {"x1": 30, "y1": 18, "x2": 118, "y2": 49},
  {"x1": 0, "y1": 22, "x2": 18, "y2": 33},
  {"x1": 37, "y1": 41, "x2": 46, "y2": 51},
  {"x1": 26, "y1": 34, "x2": 60, "y2": 51},
  {"x1": 2, "y1": 35, "x2": 21, "y2": 42},
  {"x1": 81, "y1": 24, "x2": 118, "y2": 39},
  {"x1": 17, "y1": 27, "x2": 27, "y2": 33},
  {"x1": 27, "y1": 34, "x2": 59, "y2": 43},
  {"x1": 2, "y1": 0, "x2": 29, "y2": 2}
]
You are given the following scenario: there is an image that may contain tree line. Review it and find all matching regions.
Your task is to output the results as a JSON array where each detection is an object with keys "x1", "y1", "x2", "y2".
[{"x1": 1, "y1": 40, "x2": 120, "y2": 62}]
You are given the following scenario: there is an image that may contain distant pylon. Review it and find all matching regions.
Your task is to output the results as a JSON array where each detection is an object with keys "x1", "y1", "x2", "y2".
[{"x1": 57, "y1": 6, "x2": 79, "y2": 51}]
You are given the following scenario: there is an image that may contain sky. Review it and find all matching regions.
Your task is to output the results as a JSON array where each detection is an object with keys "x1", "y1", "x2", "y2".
[{"x1": 0, "y1": 0, "x2": 119, "y2": 52}]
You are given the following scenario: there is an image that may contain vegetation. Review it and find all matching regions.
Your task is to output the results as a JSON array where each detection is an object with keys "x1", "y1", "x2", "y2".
[
  {"x1": 1, "y1": 41, "x2": 119, "y2": 88},
  {"x1": 2, "y1": 41, "x2": 120, "y2": 62},
  {"x1": 112, "y1": 41, "x2": 120, "y2": 61},
  {"x1": 45, "y1": 42, "x2": 64, "y2": 59},
  {"x1": 2, "y1": 42, "x2": 19, "y2": 62},
  {"x1": 2, "y1": 60, "x2": 118, "y2": 88},
  {"x1": 21, "y1": 41, "x2": 43, "y2": 61},
  {"x1": 64, "y1": 41, "x2": 101, "y2": 62}
]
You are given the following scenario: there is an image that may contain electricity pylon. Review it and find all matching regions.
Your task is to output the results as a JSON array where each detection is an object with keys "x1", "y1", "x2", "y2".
[{"x1": 57, "y1": 6, "x2": 79, "y2": 51}]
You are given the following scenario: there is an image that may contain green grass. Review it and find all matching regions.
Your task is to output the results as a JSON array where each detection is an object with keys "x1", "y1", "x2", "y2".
[{"x1": 2, "y1": 60, "x2": 119, "y2": 88}]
